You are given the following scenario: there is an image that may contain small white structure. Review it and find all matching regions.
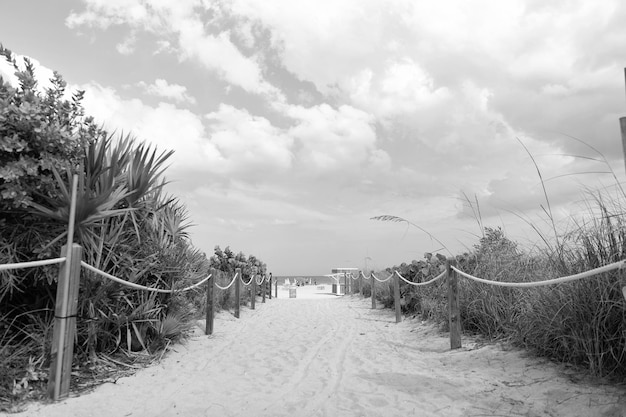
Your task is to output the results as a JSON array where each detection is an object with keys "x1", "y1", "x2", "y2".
[{"x1": 327, "y1": 267, "x2": 358, "y2": 295}]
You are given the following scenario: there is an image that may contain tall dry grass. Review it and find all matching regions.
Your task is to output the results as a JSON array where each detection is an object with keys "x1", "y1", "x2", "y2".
[
  {"x1": 374, "y1": 194, "x2": 626, "y2": 380},
  {"x1": 370, "y1": 137, "x2": 626, "y2": 380}
]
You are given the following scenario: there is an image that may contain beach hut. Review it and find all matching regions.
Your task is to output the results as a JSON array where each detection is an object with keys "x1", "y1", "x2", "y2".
[{"x1": 329, "y1": 267, "x2": 358, "y2": 295}]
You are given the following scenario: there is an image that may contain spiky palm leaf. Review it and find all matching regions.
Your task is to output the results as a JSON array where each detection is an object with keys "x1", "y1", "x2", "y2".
[
  {"x1": 124, "y1": 141, "x2": 173, "y2": 208},
  {"x1": 28, "y1": 167, "x2": 133, "y2": 242}
]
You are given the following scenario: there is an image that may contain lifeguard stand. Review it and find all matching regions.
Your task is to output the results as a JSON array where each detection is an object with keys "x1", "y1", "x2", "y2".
[{"x1": 329, "y1": 267, "x2": 358, "y2": 295}]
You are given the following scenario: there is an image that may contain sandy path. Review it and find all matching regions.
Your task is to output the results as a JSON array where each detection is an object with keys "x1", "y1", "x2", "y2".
[{"x1": 11, "y1": 285, "x2": 626, "y2": 417}]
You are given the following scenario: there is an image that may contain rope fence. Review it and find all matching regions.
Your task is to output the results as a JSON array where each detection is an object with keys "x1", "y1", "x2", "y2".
[
  {"x1": 451, "y1": 260, "x2": 626, "y2": 288},
  {"x1": 0, "y1": 175, "x2": 276, "y2": 401},
  {"x1": 340, "y1": 257, "x2": 626, "y2": 350},
  {"x1": 215, "y1": 272, "x2": 239, "y2": 290},
  {"x1": 2, "y1": 252, "x2": 274, "y2": 402},
  {"x1": 80, "y1": 261, "x2": 211, "y2": 293},
  {"x1": 371, "y1": 272, "x2": 392, "y2": 283}
]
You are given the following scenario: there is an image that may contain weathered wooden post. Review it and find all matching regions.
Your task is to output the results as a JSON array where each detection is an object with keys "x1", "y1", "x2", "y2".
[
  {"x1": 617, "y1": 69, "x2": 626, "y2": 300},
  {"x1": 48, "y1": 243, "x2": 82, "y2": 400},
  {"x1": 274, "y1": 275, "x2": 278, "y2": 298},
  {"x1": 205, "y1": 268, "x2": 215, "y2": 335},
  {"x1": 446, "y1": 258, "x2": 462, "y2": 349},
  {"x1": 360, "y1": 273, "x2": 364, "y2": 295},
  {"x1": 269, "y1": 273, "x2": 272, "y2": 299},
  {"x1": 393, "y1": 271, "x2": 401, "y2": 323},
  {"x1": 371, "y1": 273, "x2": 376, "y2": 309},
  {"x1": 48, "y1": 174, "x2": 79, "y2": 401},
  {"x1": 262, "y1": 275, "x2": 266, "y2": 303},
  {"x1": 343, "y1": 272, "x2": 348, "y2": 295},
  {"x1": 251, "y1": 273, "x2": 257, "y2": 310},
  {"x1": 619, "y1": 263, "x2": 626, "y2": 302},
  {"x1": 620, "y1": 68, "x2": 626, "y2": 176},
  {"x1": 621, "y1": 117, "x2": 626, "y2": 176},
  {"x1": 235, "y1": 268, "x2": 241, "y2": 319}
]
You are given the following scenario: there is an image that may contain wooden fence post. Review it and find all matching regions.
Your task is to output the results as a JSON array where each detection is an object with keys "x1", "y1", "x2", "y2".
[
  {"x1": 274, "y1": 275, "x2": 278, "y2": 298},
  {"x1": 205, "y1": 268, "x2": 215, "y2": 335},
  {"x1": 269, "y1": 273, "x2": 272, "y2": 299},
  {"x1": 371, "y1": 273, "x2": 376, "y2": 309},
  {"x1": 621, "y1": 117, "x2": 626, "y2": 176},
  {"x1": 617, "y1": 268, "x2": 626, "y2": 301},
  {"x1": 48, "y1": 243, "x2": 82, "y2": 400},
  {"x1": 359, "y1": 272, "x2": 364, "y2": 295},
  {"x1": 235, "y1": 268, "x2": 241, "y2": 319},
  {"x1": 619, "y1": 68, "x2": 626, "y2": 174},
  {"x1": 393, "y1": 271, "x2": 402, "y2": 323},
  {"x1": 447, "y1": 258, "x2": 462, "y2": 349},
  {"x1": 262, "y1": 275, "x2": 266, "y2": 303},
  {"x1": 343, "y1": 272, "x2": 348, "y2": 295},
  {"x1": 251, "y1": 274, "x2": 256, "y2": 310}
]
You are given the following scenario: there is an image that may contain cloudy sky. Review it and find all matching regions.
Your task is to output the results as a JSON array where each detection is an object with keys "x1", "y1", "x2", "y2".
[{"x1": 2, "y1": 1, "x2": 626, "y2": 275}]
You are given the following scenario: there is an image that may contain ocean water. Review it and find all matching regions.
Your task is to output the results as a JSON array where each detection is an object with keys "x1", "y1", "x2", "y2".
[{"x1": 273, "y1": 275, "x2": 338, "y2": 286}]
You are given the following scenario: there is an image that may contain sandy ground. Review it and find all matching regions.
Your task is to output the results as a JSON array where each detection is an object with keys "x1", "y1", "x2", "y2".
[{"x1": 9, "y1": 284, "x2": 626, "y2": 417}]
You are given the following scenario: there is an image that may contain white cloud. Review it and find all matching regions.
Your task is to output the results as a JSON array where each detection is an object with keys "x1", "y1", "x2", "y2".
[
  {"x1": 66, "y1": 0, "x2": 156, "y2": 29},
  {"x1": 0, "y1": 52, "x2": 55, "y2": 91},
  {"x1": 79, "y1": 83, "x2": 296, "y2": 181},
  {"x1": 66, "y1": 0, "x2": 282, "y2": 99},
  {"x1": 0, "y1": 56, "x2": 18, "y2": 86},
  {"x1": 348, "y1": 58, "x2": 451, "y2": 125},
  {"x1": 77, "y1": 82, "x2": 214, "y2": 179},
  {"x1": 58, "y1": 0, "x2": 626, "y2": 273},
  {"x1": 205, "y1": 104, "x2": 294, "y2": 174},
  {"x1": 281, "y1": 103, "x2": 380, "y2": 173},
  {"x1": 138, "y1": 79, "x2": 196, "y2": 104},
  {"x1": 230, "y1": 0, "x2": 398, "y2": 95},
  {"x1": 116, "y1": 32, "x2": 137, "y2": 55},
  {"x1": 177, "y1": 25, "x2": 281, "y2": 99}
]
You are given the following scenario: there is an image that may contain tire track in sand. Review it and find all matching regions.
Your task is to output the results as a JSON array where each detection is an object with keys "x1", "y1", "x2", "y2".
[
  {"x1": 263, "y1": 299, "x2": 341, "y2": 411},
  {"x1": 276, "y1": 297, "x2": 359, "y2": 417}
]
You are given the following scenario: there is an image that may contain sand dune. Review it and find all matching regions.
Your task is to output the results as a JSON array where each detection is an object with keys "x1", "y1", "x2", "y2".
[{"x1": 13, "y1": 285, "x2": 626, "y2": 416}]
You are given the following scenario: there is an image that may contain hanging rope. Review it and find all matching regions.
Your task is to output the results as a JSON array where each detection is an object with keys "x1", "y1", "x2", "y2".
[
  {"x1": 451, "y1": 260, "x2": 625, "y2": 288},
  {"x1": 81, "y1": 261, "x2": 211, "y2": 293},
  {"x1": 241, "y1": 274, "x2": 254, "y2": 286},
  {"x1": 396, "y1": 270, "x2": 446, "y2": 287},
  {"x1": 371, "y1": 272, "x2": 393, "y2": 282},
  {"x1": 215, "y1": 272, "x2": 239, "y2": 290},
  {"x1": 0, "y1": 257, "x2": 66, "y2": 271}
]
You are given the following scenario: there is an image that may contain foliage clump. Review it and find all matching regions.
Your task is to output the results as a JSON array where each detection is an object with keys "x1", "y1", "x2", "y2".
[
  {"x1": 0, "y1": 45, "x2": 268, "y2": 411},
  {"x1": 371, "y1": 217, "x2": 626, "y2": 382}
]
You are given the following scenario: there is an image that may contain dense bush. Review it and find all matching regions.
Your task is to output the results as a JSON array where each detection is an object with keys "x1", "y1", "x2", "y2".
[
  {"x1": 0, "y1": 46, "x2": 271, "y2": 410},
  {"x1": 209, "y1": 245, "x2": 268, "y2": 310}
]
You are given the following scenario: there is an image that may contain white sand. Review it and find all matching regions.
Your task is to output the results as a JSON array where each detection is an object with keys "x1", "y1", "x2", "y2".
[{"x1": 12, "y1": 285, "x2": 626, "y2": 417}]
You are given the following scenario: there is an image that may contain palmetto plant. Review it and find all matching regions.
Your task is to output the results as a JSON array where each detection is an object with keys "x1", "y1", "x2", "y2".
[
  {"x1": 27, "y1": 166, "x2": 133, "y2": 246},
  {"x1": 1, "y1": 56, "x2": 213, "y2": 409},
  {"x1": 19, "y1": 130, "x2": 203, "y2": 356}
]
